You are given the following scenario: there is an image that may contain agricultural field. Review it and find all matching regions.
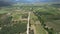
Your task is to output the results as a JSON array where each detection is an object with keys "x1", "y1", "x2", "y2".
[
  {"x1": 0, "y1": 3, "x2": 60, "y2": 34},
  {"x1": 0, "y1": 7, "x2": 27, "y2": 34}
]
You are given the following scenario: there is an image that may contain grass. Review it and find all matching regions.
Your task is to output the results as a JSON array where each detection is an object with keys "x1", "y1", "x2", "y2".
[
  {"x1": 44, "y1": 15, "x2": 60, "y2": 32},
  {"x1": 32, "y1": 5, "x2": 60, "y2": 33},
  {"x1": 0, "y1": 10, "x2": 9, "y2": 14},
  {"x1": 35, "y1": 24, "x2": 47, "y2": 34},
  {"x1": 30, "y1": 12, "x2": 48, "y2": 34},
  {"x1": 46, "y1": 20, "x2": 60, "y2": 32}
]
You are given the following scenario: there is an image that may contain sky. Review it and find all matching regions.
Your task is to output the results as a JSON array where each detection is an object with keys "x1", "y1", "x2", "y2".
[
  {"x1": 0, "y1": 0, "x2": 60, "y2": 7},
  {"x1": 14, "y1": 0, "x2": 60, "y2": 2},
  {"x1": 0, "y1": 0, "x2": 60, "y2": 3}
]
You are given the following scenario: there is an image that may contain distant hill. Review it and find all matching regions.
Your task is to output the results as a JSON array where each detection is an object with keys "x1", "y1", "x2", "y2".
[
  {"x1": 50, "y1": 4, "x2": 60, "y2": 8},
  {"x1": 0, "y1": 0, "x2": 14, "y2": 7}
]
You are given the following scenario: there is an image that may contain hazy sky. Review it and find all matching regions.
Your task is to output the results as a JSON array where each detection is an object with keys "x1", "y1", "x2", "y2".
[
  {"x1": 14, "y1": 0, "x2": 60, "y2": 2},
  {"x1": 0, "y1": 0, "x2": 60, "y2": 3},
  {"x1": 0, "y1": 0, "x2": 60, "y2": 6}
]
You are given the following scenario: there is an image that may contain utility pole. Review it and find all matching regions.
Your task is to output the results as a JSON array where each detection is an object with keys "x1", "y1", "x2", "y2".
[{"x1": 27, "y1": 12, "x2": 30, "y2": 34}]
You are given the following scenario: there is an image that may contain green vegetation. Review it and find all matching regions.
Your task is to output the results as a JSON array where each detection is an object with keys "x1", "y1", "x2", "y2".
[
  {"x1": 30, "y1": 13, "x2": 47, "y2": 34},
  {"x1": 0, "y1": 4, "x2": 60, "y2": 34},
  {"x1": 35, "y1": 25, "x2": 47, "y2": 34},
  {"x1": 0, "y1": 10, "x2": 8, "y2": 14},
  {"x1": 33, "y1": 4, "x2": 60, "y2": 34},
  {"x1": 0, "y1": 8, "x2": 27, "y2": 34}
]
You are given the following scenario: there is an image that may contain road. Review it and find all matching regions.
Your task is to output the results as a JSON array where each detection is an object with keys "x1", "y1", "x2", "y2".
[{"x1": 27, "y1": 12, "x2": 30, "y2": 34}]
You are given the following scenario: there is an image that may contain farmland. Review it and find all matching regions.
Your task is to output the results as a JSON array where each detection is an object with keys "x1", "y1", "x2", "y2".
[{"x1": 0, "y1": 3, "x2": 60, "y2": 34}]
